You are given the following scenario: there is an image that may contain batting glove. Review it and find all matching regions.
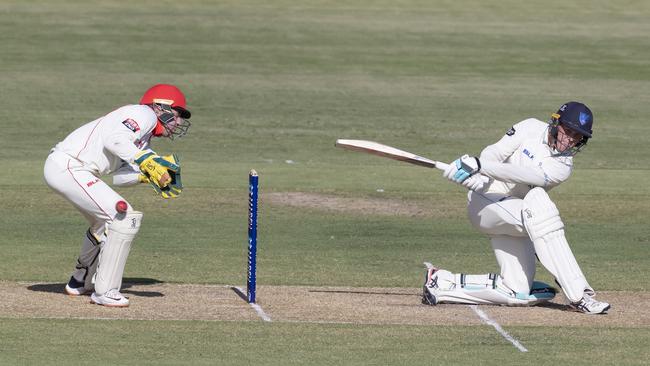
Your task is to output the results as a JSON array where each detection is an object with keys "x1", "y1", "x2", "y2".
[{"x1": 444, "y1": 154, "x2": 481, "y2": 183}]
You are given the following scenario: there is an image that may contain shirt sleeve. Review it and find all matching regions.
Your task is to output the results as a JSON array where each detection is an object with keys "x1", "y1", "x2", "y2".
[
  {"x1": 103, "y1": 130, "x2": 142, "y2": 163},
  {"x1": 481, "y1": 161, "x2": 547, "y2": 187},
  {"x1": 112, "y1": 161, "x2": 142, "y2": 186},
  {"x1": 480, "y1": 122, "x2": 526, "y2": 163},
  {"x1": 103, "y1": 107, "x2": 157, "y2": 163},
  {"x1": 482, "y1": 158, "x2": 570, "y2": 188}
]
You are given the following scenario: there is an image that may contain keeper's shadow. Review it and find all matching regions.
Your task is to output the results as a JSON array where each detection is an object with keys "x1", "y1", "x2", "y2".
[{"x1": 27, "y1": 277, "x2": 164, "y2": 298}]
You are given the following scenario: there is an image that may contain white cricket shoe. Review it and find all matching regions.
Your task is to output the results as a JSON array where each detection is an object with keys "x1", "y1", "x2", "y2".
[
  {"x1": 570, "y1": 294, "x2": 610, "y2": 315},
  {"x1": 422, "y1": 267, "x2": 439, "y2": 306},
  {"x1": 90, "y1": 289, "x2": 129, "y2": 307},
  {"x1": 65, "y1": 276, "x2": 89, "y2": 296}
]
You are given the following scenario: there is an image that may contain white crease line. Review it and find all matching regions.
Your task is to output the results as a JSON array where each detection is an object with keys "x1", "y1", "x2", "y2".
[
  {"x1": 250, "y1": 303, "x2": 272, "y2": 322},
  {"x1": 470, "y1": 305, "x2": 528, "y2": 352},
  {"x1": 424, "y1": 262, "x2": 527, "y2": 352},
  {"x1": 234, "y1": 286, "x2": 271, "y2": 322}
]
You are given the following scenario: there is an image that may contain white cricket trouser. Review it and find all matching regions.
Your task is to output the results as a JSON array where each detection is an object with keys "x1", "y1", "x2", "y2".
[
  {"x1": 43, "y1": 150, "x2": 131, "y2": 238},
  {"x1": 466, "y1": 191, "x2": 536, "y2": 294}
]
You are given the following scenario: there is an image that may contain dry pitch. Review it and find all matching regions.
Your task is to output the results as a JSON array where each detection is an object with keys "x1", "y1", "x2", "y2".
[{"x1": 2, "y1": 281, "x2": 646, "y2": 328}]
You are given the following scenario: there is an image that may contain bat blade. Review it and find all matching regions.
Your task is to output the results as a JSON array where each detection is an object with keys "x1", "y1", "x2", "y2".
[{"x1": 335, "y1": 139, "x2": 448, "y2": 171}]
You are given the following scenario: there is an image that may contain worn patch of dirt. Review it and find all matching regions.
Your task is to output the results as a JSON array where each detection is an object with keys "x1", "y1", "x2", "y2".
[
  {"x1": 1, "y1": 281, "x2": 647, "y2": 328},
  {"x1": 264, "y1": 192, "x2": 434, "y2": 217}
]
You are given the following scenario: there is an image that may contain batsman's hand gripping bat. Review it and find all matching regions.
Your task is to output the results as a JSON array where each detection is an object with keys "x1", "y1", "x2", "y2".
[{"x1": 334, "y1": 139, "x2": 488, "y2": 186}]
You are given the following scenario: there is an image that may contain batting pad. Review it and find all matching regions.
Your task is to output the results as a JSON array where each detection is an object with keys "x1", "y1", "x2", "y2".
[
  {"x1": 428, "y1": 269, "x2": 555, "y2": 306},
  {"x1": 522, "y1": 188, "x2": 591, "y2": 302},
  {"x1": 94, "y1": 211, "x2": 143, "y2": 295}
]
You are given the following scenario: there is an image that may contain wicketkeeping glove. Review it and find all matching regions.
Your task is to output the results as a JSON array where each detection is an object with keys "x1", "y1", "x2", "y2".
[
  {"x1": 134, "y1": 151, "x2": 182, "y2": 199},
  {"x1": 156, "y1": 154, "x2": 182, "y2": 199}
]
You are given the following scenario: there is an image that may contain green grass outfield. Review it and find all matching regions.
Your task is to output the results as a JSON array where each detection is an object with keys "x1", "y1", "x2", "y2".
[{"x1": 1, "y1": 0, "x2": 649, "y2": 364}]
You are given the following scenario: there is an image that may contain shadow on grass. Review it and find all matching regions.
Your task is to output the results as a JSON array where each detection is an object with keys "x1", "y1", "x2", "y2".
[{"x1": 26, "y1": 277, "x2": 165, "y2": 298}]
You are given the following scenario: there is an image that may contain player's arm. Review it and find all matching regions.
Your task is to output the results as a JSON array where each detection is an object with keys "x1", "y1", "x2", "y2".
[
  {"x1": 442, "y1": 120, "x2": 526, "y2": 188},
  {"x1": 480, "y1": 159, "x2": 568, "y2": 188},
  {"x1": 104, "y1": 114, "x2": 182, "y2": 197},
  {"x1": 443, "y1": 119, "x2": 569, "y2": 188},
  {"x1": 446, "y1": 149, "x2": 571, "y2": 189}
]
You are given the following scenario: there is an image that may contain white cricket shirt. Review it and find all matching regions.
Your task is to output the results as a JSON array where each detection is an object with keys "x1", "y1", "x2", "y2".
[
  {"x1": 479, "y1": 118, "x2": 573, "y2": 198},
  {"x1": 52, "y1": 104, "x2": 157, "y2": 176}
]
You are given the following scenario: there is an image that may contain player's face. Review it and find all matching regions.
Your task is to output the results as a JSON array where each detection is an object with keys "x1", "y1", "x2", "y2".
[
  {"x1": 153, "y1": 103, "x2": 189, "y2": 138},
  {"x1": 161, "y1": 109, "x2": 182, "y2": 137},
  {"x1": 555, "y1": 124, "x2": 584, "y2": 153}
]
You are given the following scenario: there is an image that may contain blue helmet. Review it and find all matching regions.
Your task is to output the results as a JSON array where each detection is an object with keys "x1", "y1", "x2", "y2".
[{"x1": 550, "y1": 101, "x2": 593, "y2": 154}]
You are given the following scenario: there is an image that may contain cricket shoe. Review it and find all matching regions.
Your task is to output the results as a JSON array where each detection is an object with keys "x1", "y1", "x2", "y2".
[
  {"x1": 65, "y1": 276, "x2": 89, "y2": 296},
  {"x1": 570, "y1": 294, "x2": 610, "y2": 315},
  {"x1": 90, "y1": 289, "x2": 129, "y2": 307},
  {"x1": 422, "y1": 267, "x2": 439, "y2": 306}
]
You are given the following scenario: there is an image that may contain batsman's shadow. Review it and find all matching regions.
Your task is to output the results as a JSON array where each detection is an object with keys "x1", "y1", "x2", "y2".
[
  {"x1": 536, "y1": 301, "x2": 573, "y2": 312},
  {"x1": 26, "y1": 277, "x2": 165, "y2": 298}
]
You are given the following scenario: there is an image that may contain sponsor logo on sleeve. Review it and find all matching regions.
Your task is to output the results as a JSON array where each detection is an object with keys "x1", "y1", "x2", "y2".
[
  {"x1": 122, "y1": 119, "x2": 140, "y2": 133},
  {"x1": 506, "y1": 126, "x2": 516, "y2": 136}
]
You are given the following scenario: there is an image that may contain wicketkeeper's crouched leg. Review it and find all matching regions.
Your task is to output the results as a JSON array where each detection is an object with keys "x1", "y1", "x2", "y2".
[{"x1": 65, "y1": 228, "x2": 103, "y2": 296}]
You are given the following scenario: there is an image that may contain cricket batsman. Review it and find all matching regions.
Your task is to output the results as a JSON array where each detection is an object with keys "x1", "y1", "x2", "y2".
[
  {"x1": 43, "y1": 84, "x2": 191, "y2": 307},
  {"x1": 423, "y1": 101, "x2": 611, "y2": 314}
]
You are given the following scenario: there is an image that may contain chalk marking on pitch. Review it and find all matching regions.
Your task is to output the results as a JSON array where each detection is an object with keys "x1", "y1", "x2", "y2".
[
  {"x1": 423, "y1": 262, "x2": 528, "y2": 352},
  {"x1": 470, "y1": 305, "x2": 528, "y2": 352},
  {"x1": 234, "y1": 286, "x2": 272, "y2": 322}
]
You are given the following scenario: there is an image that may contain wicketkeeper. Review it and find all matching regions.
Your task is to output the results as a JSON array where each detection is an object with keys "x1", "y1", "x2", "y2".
[
  {"x1": 43, "y1": 84, "x2": 190, "y2": 307},
  {"x1": 423, "y1": 101, "x2": 611, "y2": 314}
]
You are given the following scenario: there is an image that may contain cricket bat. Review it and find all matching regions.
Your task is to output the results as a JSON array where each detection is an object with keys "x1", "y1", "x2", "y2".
[{"x1": 335, "y1": 139, "x2": 450, "y2": 171}]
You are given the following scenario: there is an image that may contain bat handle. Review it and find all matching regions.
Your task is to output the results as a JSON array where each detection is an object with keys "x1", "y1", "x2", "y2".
[{"x1": 434, "y1": 162, "x2": 449, "y2": 171}]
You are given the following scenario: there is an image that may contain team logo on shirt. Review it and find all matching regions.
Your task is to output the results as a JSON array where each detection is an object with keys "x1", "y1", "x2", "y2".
[
  {"x1": 506, "y1": 126, "x2": 516, "y2": 136},
  {"x1": 122, "y1": 119, "x2": 140, "y2": 132},
  {"x1": 523, "y1": 148, "x2": 534, "y2": 159}
]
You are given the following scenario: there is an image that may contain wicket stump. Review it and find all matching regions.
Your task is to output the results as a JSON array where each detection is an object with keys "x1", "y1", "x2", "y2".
[{"x1": 247, "y1": 169, "x2": 259, "y2": 303}]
